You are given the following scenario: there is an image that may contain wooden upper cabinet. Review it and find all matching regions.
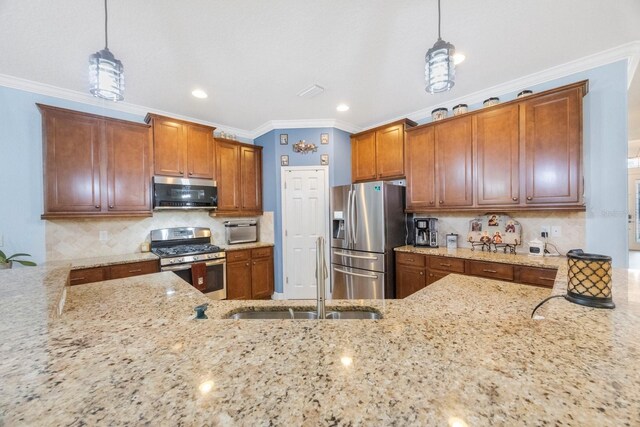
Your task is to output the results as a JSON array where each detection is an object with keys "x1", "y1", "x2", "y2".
[
  {"x1": 521, "y1": 86, "x2": 583, "y2": 205},
  {"x1": 152, "y1": 119, "x2": 184, "y2": 177},
  {"x1": 405, "y1": 126, "x2": 436, "y2": 210},
  {"x1": 105, "y1": 120, "x2": 152, "y2": 213},
  {"x1": 376, "y1": 123, "x2": 405, "y2": 179},
  {"x1": 351, "y1": 132, "x2": 377, "y2": 182},
  {"x1": 351, "y1": 119, "x2": 416, "y2": 183},
  {"x1": 435, "y1": 116, "x2": 473, "y2": 207},
  {"x1": 38, "y1": 104, "x2": 152, "y2": 219},
  {"x1": 214, "y1": 139, "x2": 263, "y2": 216},
  {"x1": 240, "y1": 145, "x2": 262, "y2": 212},
  {"x1": 187, "y1": 125, "x2": 215, "y2": 179},
  {"x1": 41, "y1": 107, "x2": 102, "y2": 214},
  {"x1": 475, "y1": 104, "x2": 520, "y2": 205},
  {"x1": 145, "y1": 114, "x2": 215, "y2": 180},
  {"x1": 216, "y1": 140, "x2": 241, "y2": 211}
]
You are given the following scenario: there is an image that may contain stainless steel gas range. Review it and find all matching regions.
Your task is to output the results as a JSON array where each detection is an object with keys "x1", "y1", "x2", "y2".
[{"x1": 150, "y1": 227, "x2": 226, "y2": 299}]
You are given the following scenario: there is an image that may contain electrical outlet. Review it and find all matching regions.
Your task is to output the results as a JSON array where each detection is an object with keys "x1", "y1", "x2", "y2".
[
  {"x1": 551, "y1": 226, "x2": 562, "y2": 237},
  {"x1": 540, "y1": 226, "x2": 550, "y2": 238},
  {"x1": 99, "y1": 230, "x2": 109, "y2": 242}
]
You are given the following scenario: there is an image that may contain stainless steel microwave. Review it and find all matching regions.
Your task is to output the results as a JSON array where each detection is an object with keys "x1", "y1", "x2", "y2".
[{"x1": 153, "y1": 176, "x2": 217, "y2": 210}]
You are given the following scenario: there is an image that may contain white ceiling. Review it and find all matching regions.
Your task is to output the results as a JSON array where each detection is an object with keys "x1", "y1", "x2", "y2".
[{"x1": 1, "y1": 0, "x2": 639, "y2": 137}]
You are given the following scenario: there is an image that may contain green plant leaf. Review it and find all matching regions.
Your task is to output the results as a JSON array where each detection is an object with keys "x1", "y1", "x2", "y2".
[
  {"x1": 13, "y1": 260, "x2": 37, "y2": 267},
  {"x1": 0, "y1": 250, "x2": 5, "y2": 262},
  {"x1": 6, "y1": 253, "x2": 32, "y2": 261}
]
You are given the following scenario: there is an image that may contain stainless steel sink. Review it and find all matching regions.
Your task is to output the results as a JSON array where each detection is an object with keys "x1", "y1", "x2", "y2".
[
  {"x1": 325, "y1": 310, "x2": 382, "y2": 320},
  {"x1": 228, "y1": 310, "x2": 318, "y2": 320},
  {"x1": 227, "y1": 308, "x2": 381, "y2": 320}
]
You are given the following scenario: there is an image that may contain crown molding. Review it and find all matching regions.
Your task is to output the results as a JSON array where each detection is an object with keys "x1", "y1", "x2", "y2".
[
  {"x1": 0, "y1": 73, "x2": 254, "y2": 140},
  {"x1": 250, "y1": 119, "x2": 362, "y2": 139},
  {"x1": 366, "y1": 40, "x2": 640, "y2": 129}
]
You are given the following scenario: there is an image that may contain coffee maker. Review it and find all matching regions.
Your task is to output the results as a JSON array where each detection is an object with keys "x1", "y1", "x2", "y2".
[{"x1": 414, "y1": 217, "x2": 438, "y2": 247}]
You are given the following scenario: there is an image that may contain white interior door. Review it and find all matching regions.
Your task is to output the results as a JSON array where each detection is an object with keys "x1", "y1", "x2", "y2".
[
  {"x1": 282, "y1": 166, "x2": 329, "y2": 299},
  {"x1": 628, "y1": 171, "x2": 640, "y2": 251}
]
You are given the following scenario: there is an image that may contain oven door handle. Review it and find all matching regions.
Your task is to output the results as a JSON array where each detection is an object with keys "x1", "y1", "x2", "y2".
[{"x1": 162, "y1": 259, "x2": 226, "y2": 272}]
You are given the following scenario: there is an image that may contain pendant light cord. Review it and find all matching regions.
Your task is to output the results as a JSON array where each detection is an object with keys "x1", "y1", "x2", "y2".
[
  {"x1": 437, "y1": 0, "x2": 441, "y2": 40},
  {"x1": 104, "y1": 0, "x2": 109, "y2": 49}
]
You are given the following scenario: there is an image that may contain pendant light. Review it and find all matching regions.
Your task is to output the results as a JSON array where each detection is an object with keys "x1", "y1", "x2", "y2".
[
  {"x1": 425, "y1": 0, "x2": 456, "y2": 94},
  {"x1": 89, "y1": 0, "x2": 124, "y2": 101}
]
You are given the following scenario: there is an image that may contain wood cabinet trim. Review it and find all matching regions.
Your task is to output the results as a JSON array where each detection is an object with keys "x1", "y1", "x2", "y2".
[{"x1": 351, "y1": 118, "x2": 417, "y2": 138}]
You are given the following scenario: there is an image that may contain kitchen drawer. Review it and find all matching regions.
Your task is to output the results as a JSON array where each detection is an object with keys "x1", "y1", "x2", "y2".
[
  {"x1": 226, "y1": 249, "x2": 251, "y2": 263},
  {"x1": 396, "y1": 252, "x2": 426, "y2": 267},
  {"x1": 515, "y1": 266, "x2": 558, "y2": 288},
  {"x1": 428, "y1": 256, "x2": 465, "y2": 273},
  {"x1": 109, "y1": 260, "x2": 159, "y2": 279},
  {"x1": 69, "y1": 267, "x2": 107, "y2": 286},
  {"x1": 466, "y1": 260, "x2": 514, "y2": 281},
  {"x1": 251, "y1": 246, "x2": 272, "y2": 259}
]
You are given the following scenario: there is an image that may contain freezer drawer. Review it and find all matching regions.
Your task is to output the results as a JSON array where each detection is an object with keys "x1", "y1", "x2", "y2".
[
  {"x1": 331, "y1": 264, "x2": 386, "y2": 299},
  {"x1": 331, "y1": 248, "x2": 385, "y2": 272}
]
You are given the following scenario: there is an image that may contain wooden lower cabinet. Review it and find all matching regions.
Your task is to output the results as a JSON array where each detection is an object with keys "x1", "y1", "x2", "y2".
[
  {"x1": 69, "y1": 260, "x2": 159, "y2": 286},
  {"x1": 395, "y1": 252, "x2": 558, "y2": 298},
  {"x1": 226, "y1": 247, "x2": 274, "y2": 300}
]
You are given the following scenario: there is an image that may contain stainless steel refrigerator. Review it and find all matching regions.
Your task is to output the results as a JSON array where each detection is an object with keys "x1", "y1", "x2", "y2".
[{"x1": 330, "y1": 181, "x2": 405, "y2": 299}]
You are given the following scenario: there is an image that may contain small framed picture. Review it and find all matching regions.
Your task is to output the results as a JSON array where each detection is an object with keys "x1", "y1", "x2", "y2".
[
  {"x1": 281, "y1": 155, "x2": 289, "y2": 166},
  {"x1": 280, "y1": 134, "x2": 288, "y2": 145},
  {"x1": 320, "y1": 133, "x2": 329, "y2": 145},
  {"x1": 320, "y1": 154, "x2": 329, "y2": 165}
]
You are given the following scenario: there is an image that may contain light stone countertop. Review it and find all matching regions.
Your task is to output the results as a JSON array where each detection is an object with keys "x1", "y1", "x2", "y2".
[
  {"x1": 221, "y1": 241, "x2": 274, "y2": 251},
  {"x1": 1, "y1": 259, "x2": 639, "y2": 425},
  {"x1": 395, "y1": 245, "x2": 567, "y2": 269}
]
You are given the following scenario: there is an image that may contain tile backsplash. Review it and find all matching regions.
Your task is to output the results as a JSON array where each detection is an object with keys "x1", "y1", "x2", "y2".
[
  {"x1": 421, "y1": 211, "x2": 585, "y2": 254},
  {"x1": 45, "y1": 211, "x2": 275, "y2": 261}
]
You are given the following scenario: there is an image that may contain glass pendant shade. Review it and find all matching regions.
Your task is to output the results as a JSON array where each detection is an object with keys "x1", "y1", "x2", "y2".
[
  {"x1": 425, "y1": 38, "x2": 455, "y2": 94},
  {"x1": 89, "y1": 48, "x2": 124, "y2": 101}
]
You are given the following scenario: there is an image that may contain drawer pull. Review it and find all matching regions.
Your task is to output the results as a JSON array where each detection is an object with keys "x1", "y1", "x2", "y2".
[
  {"x1": 512, "y1": 197, "x2": 518, "y2": 201},
  {"x1": 439, "y1": 263, "x2": 451, "y2": 267},
  {"x1": 483, "y1": 269, "x2": 498, "y2": 273},
  {"x1": 128, "y1": 269, "x2": 142, "y2": 273},
  {"x1": 538, "y1": 277, "x2": 555, "y2": 281},
  {"x1": 420, "y1": 272, "x2": 424, "y2": 275},
  {"x1": 70, "y1": 277, "x2": 85, "y2": 281}
]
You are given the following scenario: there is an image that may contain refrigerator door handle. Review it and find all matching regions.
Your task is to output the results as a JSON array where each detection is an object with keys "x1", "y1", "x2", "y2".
[
  {"x1": 350, "y1": 188, "x2": 357, "y2": 245},
  {"x1": 334, "y1": 267, "x2": 379, "y2": 280},
  {"x1": 345, "y1": 188, "x2": 352, "y2": 247},
  {"x1": 333, "y1": 251, "x2": 379, "y2": 260}
]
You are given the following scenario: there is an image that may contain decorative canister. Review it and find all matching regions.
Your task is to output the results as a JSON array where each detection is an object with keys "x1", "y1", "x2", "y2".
[
  {"x1": 446, "y1": 233, "x2": 458, "y2": 250},
  {"x1": 565, "y1": 249, "x2": 614, "y2": 309},
  {"x1": 452, "y1": 104, "x2": 468, "y2": 116},
  {"x1": 431, "y1": 108, "x2": 448, "y2": 121},
  {"x1": 517, "y1": 90, "x2": 533, "y2": 98},
  {"x1": 483, "y1": 97, "x2": 500, "y2": 107}
]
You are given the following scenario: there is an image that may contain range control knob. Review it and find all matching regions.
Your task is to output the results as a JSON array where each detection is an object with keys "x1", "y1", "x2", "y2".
[{"x1": 193, "y1": 255, "x2": 199, "y2": 261}]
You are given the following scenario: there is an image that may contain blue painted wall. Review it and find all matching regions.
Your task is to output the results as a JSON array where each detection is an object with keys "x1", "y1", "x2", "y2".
[
  {"x1": 0, "y1": 86, "x2": 144, "y2": 264},
  {"x1": 256, "y1": 128, "x2": 352, "y2": 293}
]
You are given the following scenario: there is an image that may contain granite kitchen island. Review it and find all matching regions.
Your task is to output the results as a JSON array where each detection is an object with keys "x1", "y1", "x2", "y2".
[{"x1": 1, "y1": 262, "x2": 639, "y2": 426}]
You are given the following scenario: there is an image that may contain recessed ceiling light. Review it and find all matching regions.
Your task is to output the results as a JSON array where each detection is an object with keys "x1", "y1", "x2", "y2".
[
  {"x1": 453, "y1": 53, "x2": 466, "y2": 65},
  {"x1": 192, "y1": 89, "x2": 208, "y2": 99},
  {"x1": 336, "y1": 104, "x2": 350, "y2": 112}
]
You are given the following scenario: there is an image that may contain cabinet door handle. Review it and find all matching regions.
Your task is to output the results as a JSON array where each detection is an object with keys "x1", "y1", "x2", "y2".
[
  {"x1": 483, "y1": 269, "x2": 498, "y2": 273},
  {"x1": 538, "y1": 277, "x2": 555, "y2": 281},
  {"x1": 429, "y1": 201, "x2": 434, "y2": 205},
  {"x1": 109, "y1": 205, "x2": 114, "y2": 209},
  {"x1": 70, "y1": 277, "x2": 85, "y2": 282},
  {"x1": 419, "y1": 272, "x2": 424, "y2": 275},
  {"x1": 246, "y1": 262, "x2": 249, "y2": 266},
  {"x1": 128, "y1": 269, "x2": 142, "y2": 273},
  {"x1": 253, "y1": 262, "x2": 256, "y2": 265},
  {"x1": 179, "y1": 170, "x2": 184, "y2": 175},
  {"x1": 439, "y1": 263, "x2": 451, "y2": 267},
  {"x1": 94, "y1": 205, "x2": 100, "y2": 209},
  {"x1": 526, "y1": 196, "x2": 532, "y2": 201},
  {"x1": 512, "y1": 197, "x2": 518, "y2": 201},
  {"x1": 439, "y1": 200, "x2": 443, "y2": 204},
  {"x1": 407, "y1": 258, "x2": 414, "y2": 262},
  {"x1": 188, "y1": 172, "x2": 193, "y2": 176}
]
